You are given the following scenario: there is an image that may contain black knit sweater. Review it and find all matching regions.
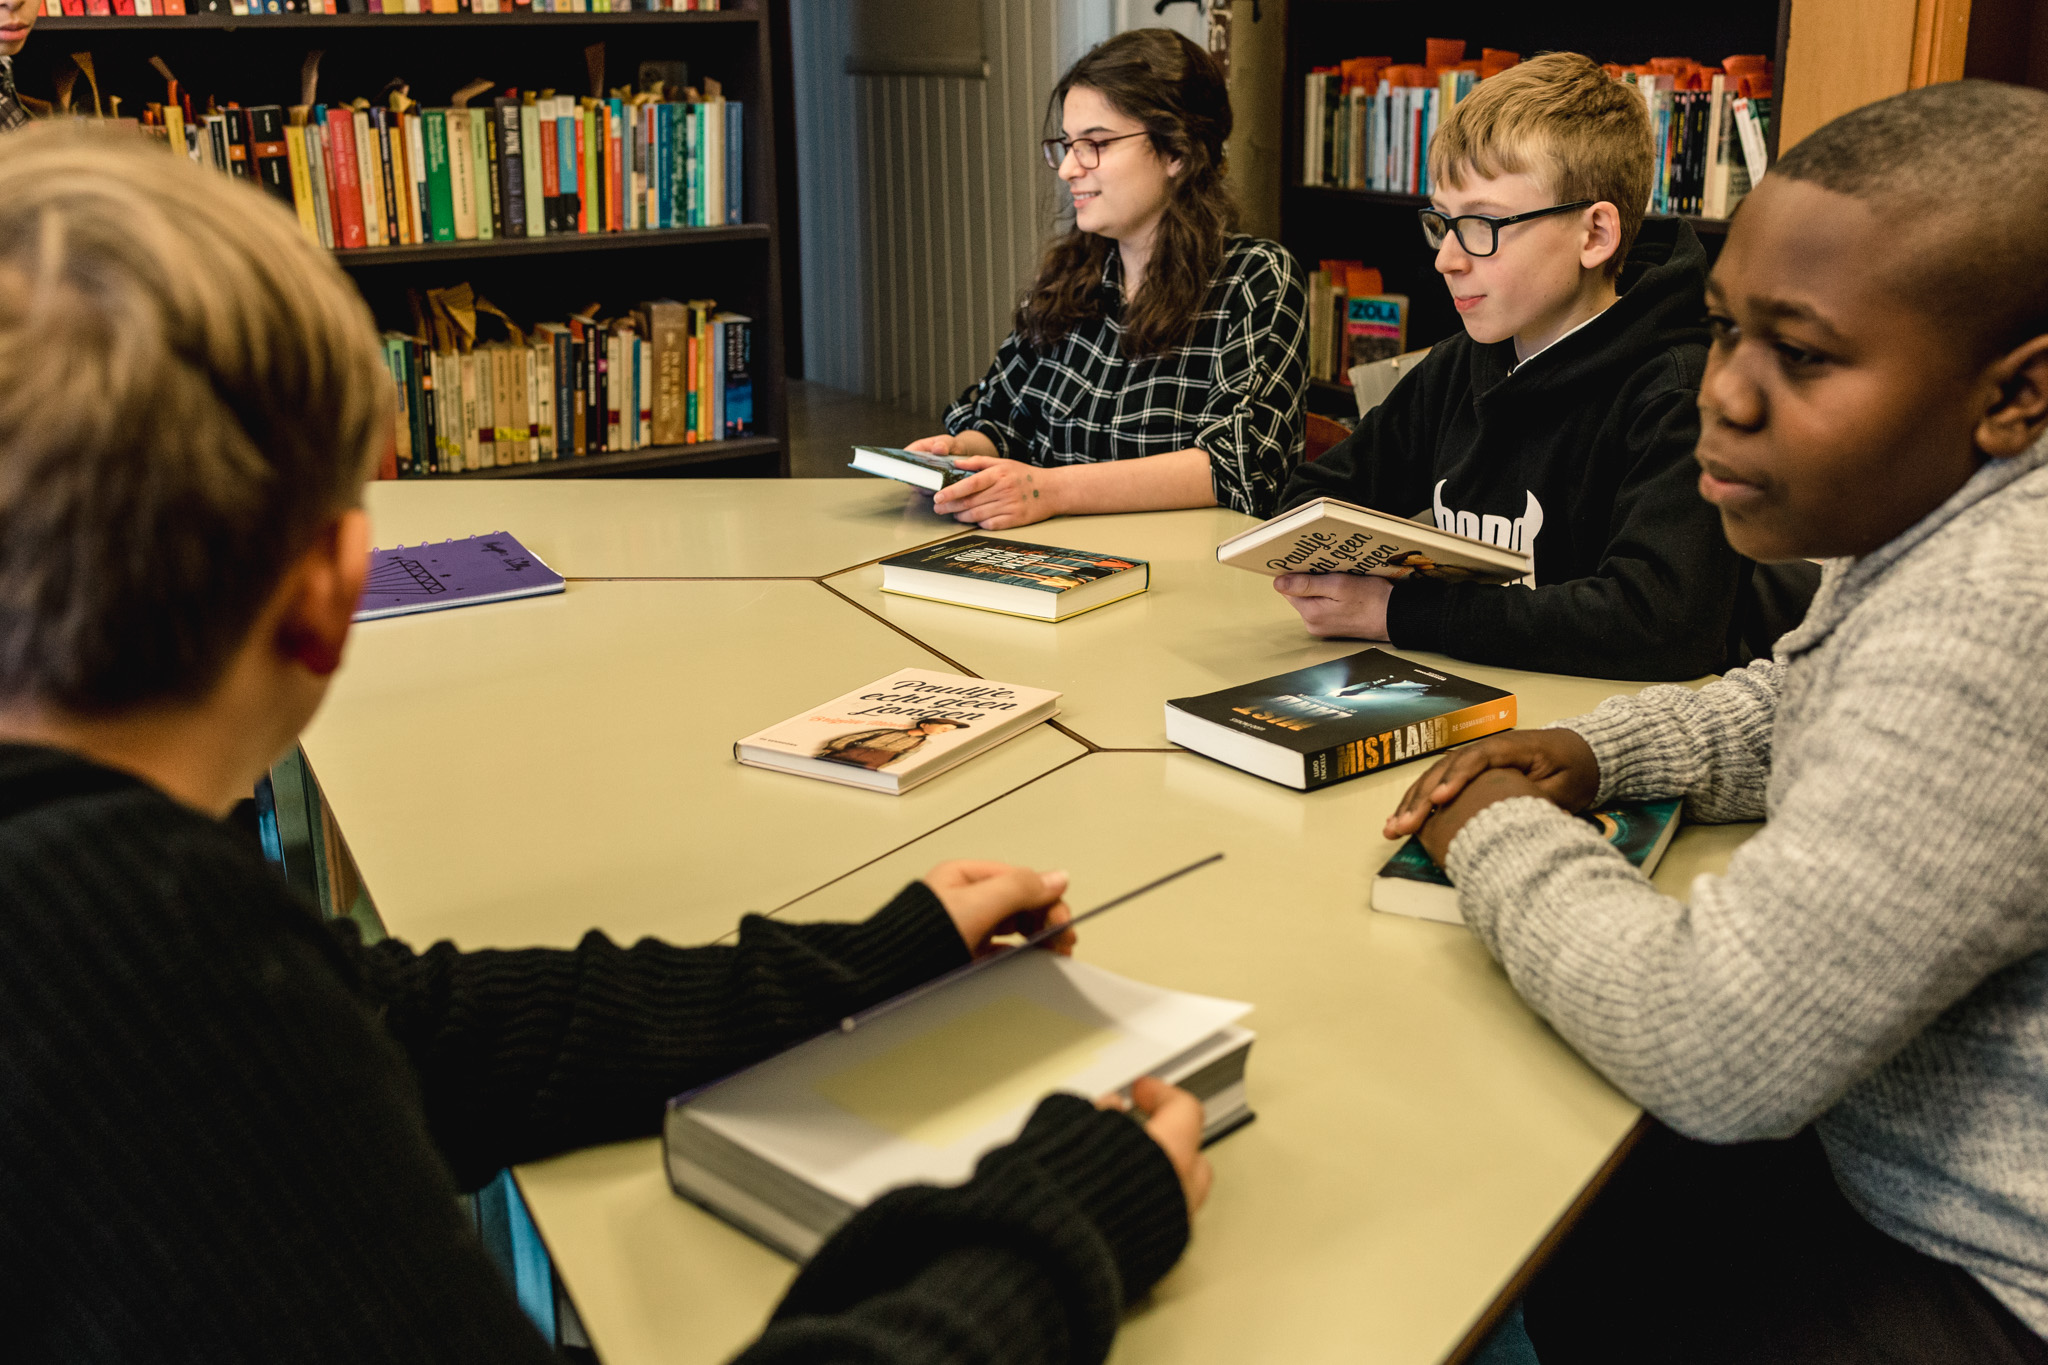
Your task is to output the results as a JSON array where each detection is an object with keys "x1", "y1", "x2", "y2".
[{"x1": 0, "y1": 744, "x2": 1189, "y2": 1362}]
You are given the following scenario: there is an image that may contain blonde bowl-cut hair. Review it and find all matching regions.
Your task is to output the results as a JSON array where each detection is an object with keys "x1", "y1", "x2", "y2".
[
  {"x1": 0, "y1": 121, "x2": 392, "y2": 714},
  {"x1": 1428, "y1": 52, "x2": 1654, "y2": 281}
]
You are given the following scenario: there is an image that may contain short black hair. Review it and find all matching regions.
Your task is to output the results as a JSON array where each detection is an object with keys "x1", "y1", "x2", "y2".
[{"x1": 1772, "y1": 80, "x2": 2048, "y2": 358}]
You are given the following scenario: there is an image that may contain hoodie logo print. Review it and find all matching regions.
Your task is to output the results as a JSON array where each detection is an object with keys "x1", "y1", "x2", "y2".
[{"x1": 1433, "y1": 481, "x2": 1543, "y2": 586}]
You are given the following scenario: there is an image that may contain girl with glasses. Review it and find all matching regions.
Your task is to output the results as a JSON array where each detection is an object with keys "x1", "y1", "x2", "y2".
[{"x1": 906, "y1": 28, "x2": 1307, "y2": 530}]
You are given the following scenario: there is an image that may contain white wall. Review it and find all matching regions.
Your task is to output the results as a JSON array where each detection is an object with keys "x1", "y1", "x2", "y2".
[{"x1": 788, "y1": 0, "x2": 1217, "y2": 413}]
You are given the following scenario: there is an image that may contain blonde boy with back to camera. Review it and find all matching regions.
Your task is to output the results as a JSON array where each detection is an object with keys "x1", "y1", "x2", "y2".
[
  {"x1": 1276, "y1": 53, "x2": 1756, "y2": 680},
  {"x1": 0, "y1": 122, "x2": 1210, "y2": 1364}
]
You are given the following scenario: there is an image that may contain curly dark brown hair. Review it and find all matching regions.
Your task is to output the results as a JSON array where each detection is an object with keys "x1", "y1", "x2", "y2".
[{"x1": 1017, "y1": 28, "x2": 1237, "y2": 360}]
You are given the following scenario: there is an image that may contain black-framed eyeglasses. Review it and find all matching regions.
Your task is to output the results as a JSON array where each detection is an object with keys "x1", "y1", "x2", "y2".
[
  {"x1": 1042, "y1": 131, "x2": 1147, "y2": 170},
  {"x1": 1418, "y1": 201, "x2": 1596, "y2": 257}
]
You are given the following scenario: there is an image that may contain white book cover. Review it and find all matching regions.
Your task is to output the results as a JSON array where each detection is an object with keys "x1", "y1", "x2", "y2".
[
  {"x1": 735, "y1": 667, "x2": 1059, "y2": 793},
  {"x1": 677, "y1": 951, "x2": 1249, "y2": 1213}
]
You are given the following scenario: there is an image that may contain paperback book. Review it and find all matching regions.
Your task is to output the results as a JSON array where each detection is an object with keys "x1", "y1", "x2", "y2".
[
  {"x1": 848, "y1": 445, "x2": 968, "y2": 491},
  {"x1": 354, "y1": 531, "x2": 564, "y2": 620},
  {"x1": 665, "y1": 946, "x2": 1253, "y2": 1260},
  {"x1": 1165, "y1": 648, "x2": 1515, "y2": 791},
  {"x1": 735, "y1": 667, "x2": 1060, "y2": 794},
  {"x1": 878, "y1": 537, "x2": 1150, "y2": 621},
  {"x1": 1373, "y1": 798, "x2": 1683, "y2": 923},
  {"x1": 1216, "y1": 496, "x2": 1529, "y2": 584}
]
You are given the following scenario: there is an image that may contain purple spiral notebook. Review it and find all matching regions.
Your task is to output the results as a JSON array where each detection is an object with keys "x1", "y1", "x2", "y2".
[{"x1": 354, "y1": 532, "x2": 566, "y2": 622}]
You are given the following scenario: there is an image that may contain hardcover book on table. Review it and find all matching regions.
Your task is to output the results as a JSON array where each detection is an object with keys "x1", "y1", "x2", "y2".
[
  {"x1": 735, "y1": 667, "x2": 1060, "y2": 794},
  {"x1": 848, "y1": 444, "x2": 968, "y2": 491},
  {"x1": 354, "y1": 532, "x2": 565, "y2": 620},
  {"x1": 1373, "y1": 799, "x2": 1682, "y2": 924},
  {"x1": 665, "y1": 947, "x2": 1253, "y2": 1260},
  {"x1": 1165, "y1": 648, "x2": 1516, "y2": 791},
  {"x1": 878, "y1": 536, "x2": 1150, "y2": 621},
  {"x1": 1216, "y1": 496, "x2": 1530, "y2": 584}
]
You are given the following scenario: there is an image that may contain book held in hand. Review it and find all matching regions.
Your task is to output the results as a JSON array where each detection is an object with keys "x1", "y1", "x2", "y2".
[
  {"x1": 1165, "y1": 648, "x2": 1515, "y2": 791},
  {"x1": 665, "y1": 946, "x2": 1253, "y2": 1260},
  {"x1": 1216, "y1": 496, "x2": 1530, "y2": 585},
  {"x1": 735, "y1": 667, "x2": 1060, "y2": 794},
  {"x1": 848, "y1": 445, "x2": 968, "y2": 491},
  {"x1": 1373, "y1": 798, "x2": 1683, "y2": 924},
  {"x1": 879, "y1": 536, "x2": 1150, "y2": 621},
  {"x1": 354, "y1": 531, "x2": 564, "y2": 620}
]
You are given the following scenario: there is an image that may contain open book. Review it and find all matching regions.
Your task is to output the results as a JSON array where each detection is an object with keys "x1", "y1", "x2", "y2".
[{"x1": 664, "y1": 947, "x2": 1253, "y2": 1260}]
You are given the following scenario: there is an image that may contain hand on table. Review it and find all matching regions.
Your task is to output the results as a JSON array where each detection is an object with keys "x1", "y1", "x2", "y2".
[
  {"x1": 923, "y1": 860, "x2": 1076, "y2": 958},
  {"x1": 1383, "y1": 729, "x2": 1602, "y2": 865},
  {"x1": 1100, "y1": 1076, "x2": 1213, "y2": 1219},
  {"x1": 1273, "y1": 572, "x2": 1394, "y2": 639}
]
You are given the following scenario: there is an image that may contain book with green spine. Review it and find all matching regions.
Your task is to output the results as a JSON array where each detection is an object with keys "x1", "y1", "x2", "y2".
[{"x1": 423, "y1": 109, "x2": 457, "y2": 243}]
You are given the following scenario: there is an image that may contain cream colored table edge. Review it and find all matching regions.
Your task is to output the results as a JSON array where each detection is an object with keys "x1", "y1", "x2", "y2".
[{"x1": 303, "y1": 486, "x2": 1746, "y2": 1365}]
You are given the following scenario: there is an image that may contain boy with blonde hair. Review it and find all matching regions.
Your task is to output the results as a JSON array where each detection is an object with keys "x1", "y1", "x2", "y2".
[
  {"x1": 0, "y1": 123, "x2": 1206, "y2": 1362},
  {"x1": 1389, "y1": 80, "x2": 2048, "y2": 1361},
  {"x1": 1277, "y1": 52, "x2": 1750, "y2": 680}
]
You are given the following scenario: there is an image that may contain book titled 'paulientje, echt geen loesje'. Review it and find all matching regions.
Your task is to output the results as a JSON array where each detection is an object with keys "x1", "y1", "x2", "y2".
[{"x1": 735, "y1": 668, "x2": 1061, "y2": 794}]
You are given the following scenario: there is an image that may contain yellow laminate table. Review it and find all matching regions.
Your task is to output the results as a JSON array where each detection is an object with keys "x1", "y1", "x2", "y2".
[
  {"x1": 301, "y1": 482, "x2": 1753, "y2": 1365},
  {"x1": 363, "y1": 477, "x2": 966, "y2": 580}
]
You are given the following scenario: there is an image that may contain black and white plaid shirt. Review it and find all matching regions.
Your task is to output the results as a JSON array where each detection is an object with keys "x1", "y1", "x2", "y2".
[
  {"x1": 0, "y1": 57, "x2": 30, "y2": 134},
  {"x1": 945, "y1": 234, "x2": 1307, "y2": 518}
]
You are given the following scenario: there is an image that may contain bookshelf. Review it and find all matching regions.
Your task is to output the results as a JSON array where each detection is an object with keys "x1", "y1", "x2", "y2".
[
  {"x1": 1284, "y1": 0, "x2": 1791, "y2": 410},
  {"x1": 20, "y1": 4, "x2": 789, "y2": 478}
]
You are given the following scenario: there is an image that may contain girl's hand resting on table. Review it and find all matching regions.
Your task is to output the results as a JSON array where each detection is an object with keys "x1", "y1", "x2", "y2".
[
  {"x1": 1383, "y1": 729, "x2": 1602, "y2": 865},
  {"x1": 904, "y1": 434, "x2": 1062, "y2": 531},
  {"x1": 922, "y1": 860, "x2": 1076, "y2": 958}
]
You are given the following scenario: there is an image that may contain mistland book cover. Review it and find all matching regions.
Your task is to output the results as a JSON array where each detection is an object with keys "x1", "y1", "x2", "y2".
[{"x1": 1165, "y1": 648, "x2": 1516, "y2": 791}]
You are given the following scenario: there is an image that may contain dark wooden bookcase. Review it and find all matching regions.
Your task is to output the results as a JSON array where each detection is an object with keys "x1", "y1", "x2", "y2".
[
  {"x1": 23, "y1": 5, "x2": 789, "y2": 478},
  {"x1": 1283, "y1": 0, "x2": 1793, "y2": 411}
]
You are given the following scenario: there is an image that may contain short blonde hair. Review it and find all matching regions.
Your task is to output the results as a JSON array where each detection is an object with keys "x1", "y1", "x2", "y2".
[
  {"x1": 0, "y1": 121, "x2": 392, "y2": 713},
  {"x1": 1429, "y1": 52, "x2": 1654, "y2": 280}
]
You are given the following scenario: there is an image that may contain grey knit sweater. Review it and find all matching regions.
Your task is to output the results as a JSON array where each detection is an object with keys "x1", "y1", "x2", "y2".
[{"x1": 1446, "y1": 433, "x2": 2048, "y2": 1336}]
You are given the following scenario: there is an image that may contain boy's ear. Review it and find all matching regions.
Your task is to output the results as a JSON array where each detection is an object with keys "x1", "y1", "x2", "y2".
[
  {"x1": 1976, "y1": 332, "x2": 2048, "y2": 460},
  {"x1": 276, "y1": 508, "x2": 371, "y2": 678},
  {"x1": 1580, "y1": 201, "x2": 1623, "y2": 276}
]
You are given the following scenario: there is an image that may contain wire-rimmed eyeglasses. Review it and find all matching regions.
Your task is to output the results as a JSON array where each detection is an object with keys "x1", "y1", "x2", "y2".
[
  {"x1": 1042, "y1": 131, "x2": 1148, "y2": 170},
  {"x1": 1417, "y1": 201, "x2": 1596, "y2": 257}
]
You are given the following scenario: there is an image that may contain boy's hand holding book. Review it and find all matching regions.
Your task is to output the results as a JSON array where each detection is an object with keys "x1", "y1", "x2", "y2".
[
  {"x1": 1272, "y1": 570, "x2": 1394, "y2": 640},
  {"x1": 1384, "y1": 729, "x2": 1601, "y2": 863}
]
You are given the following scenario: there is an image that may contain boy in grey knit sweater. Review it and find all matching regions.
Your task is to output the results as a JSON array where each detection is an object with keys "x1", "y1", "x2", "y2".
[{"x1": 1385, "y1": 83, "x2": 2048, "y2": 1362}]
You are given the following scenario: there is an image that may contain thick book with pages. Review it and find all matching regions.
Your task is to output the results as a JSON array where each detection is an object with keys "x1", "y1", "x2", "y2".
[
  {"x1": 1165, "y1": 648, "x2": 1516, "y2": 791},
  {"x1": 1373, "y1": 798, "x2": 1683, "y2": 923},
  {"x1": 664, "y1": 945, "x2": 1253, "y2": 1260},
  {"x1": 879, "y1": 536, "x2": 1150, "y2": 620},
  {"x1": 849, "y1": 445, "x2": 968, "y2": 491},
  {"x1": 1216, "y1": 496, "x2": 1529, "y2": 584}
]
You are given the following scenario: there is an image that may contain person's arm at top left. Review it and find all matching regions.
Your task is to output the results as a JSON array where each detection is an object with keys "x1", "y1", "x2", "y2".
[{"x1": 349, "y1": 861, "x2": 1078, "y2": 1190}]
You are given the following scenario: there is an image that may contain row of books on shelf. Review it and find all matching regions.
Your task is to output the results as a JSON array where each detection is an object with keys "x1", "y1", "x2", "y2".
[
  {"x1": 1302, "y1": 39, "x2": 1773, "y2": 220},
  {"x1": 150, "y1": 79, "x2": 741, "y2": 251},
  {"x1": 1306, "y1": 262, "x2": 1407, "y2": 385},
  {"x1": 40, "y1": 0, "x2": 721, "y2": 15},
  {"x1": 373, "y1": 287, "x2": 753, "y2": 478}
]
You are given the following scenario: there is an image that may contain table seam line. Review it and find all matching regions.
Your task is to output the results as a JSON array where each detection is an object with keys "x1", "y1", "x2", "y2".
[
  {"x1": 812, "y1": 579, "x2": 987, "y2": 679},
  {"x1": 756, "y1": 749, "x2": 1098, "y2": 920}
]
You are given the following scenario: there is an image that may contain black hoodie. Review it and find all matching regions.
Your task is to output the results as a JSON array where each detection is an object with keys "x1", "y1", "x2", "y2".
[{"x1": 1280, "y1": 218, "x2": 1740, "y2": 681}]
